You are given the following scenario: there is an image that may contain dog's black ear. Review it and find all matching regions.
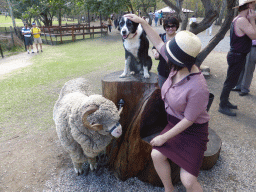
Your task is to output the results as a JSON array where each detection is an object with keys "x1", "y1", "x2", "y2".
[{"x1": 130, "y1": 21, "x2": 139, "y2": 33}]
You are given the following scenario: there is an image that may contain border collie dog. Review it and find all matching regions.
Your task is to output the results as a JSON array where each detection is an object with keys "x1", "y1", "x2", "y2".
[{"x1": 119, "y1": 17, "x2": 152, "y2": 78}]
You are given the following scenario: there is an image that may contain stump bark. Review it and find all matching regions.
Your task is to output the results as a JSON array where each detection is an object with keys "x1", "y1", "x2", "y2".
[{"x1": 102, "y1": 71, "x2": 221, "y2": 186}]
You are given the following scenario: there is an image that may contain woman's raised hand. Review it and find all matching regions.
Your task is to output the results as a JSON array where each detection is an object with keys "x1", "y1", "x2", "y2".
[{"x1": 124, "y1": 14, "x2": 146, "y2": 24}]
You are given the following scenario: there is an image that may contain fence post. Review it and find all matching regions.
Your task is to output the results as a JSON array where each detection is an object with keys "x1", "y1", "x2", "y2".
[
  {"x1": 83, "y1": 25, "x2": 85, "y2": 39},
  {"x1": 59, "y1": 26, "x2": 63, "y2": 44},
  {"x1": 72, "y1": 26, "x2": 75, "y2": 42},
  {"x1": 48, "y1": 26, "x2": 53, "y2": 45},
  {"x1": 42, "y1": 26, "x2": 48, "y2": 44},
  {"x1": 9, "y1": 26, "x2": 15, "y2": 46},
  {"x1": 0, "y1": 44, "x2": 4, "y2": 58}
]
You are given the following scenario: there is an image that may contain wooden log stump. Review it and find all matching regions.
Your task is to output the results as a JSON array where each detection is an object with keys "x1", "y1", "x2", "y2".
[{"x1": 102, "y1": 71, "x2": 221, "y2": 187}]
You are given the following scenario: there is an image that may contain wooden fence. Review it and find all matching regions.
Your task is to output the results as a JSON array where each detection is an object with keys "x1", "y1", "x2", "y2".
[{"x1": 40, "y1": 24, "x2": 108, "y2": 45}]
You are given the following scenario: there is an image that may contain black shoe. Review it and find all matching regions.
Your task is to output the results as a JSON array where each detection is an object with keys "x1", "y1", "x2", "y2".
[
  {"x1": 218, "y1": 106, "x2": 236, "y2": 116},
  {"x1": 239, "y1": 92, "x2": 248, "y2": 96},
  {"x1": 226, "y1": 101, "x2": 238, "y2": 109},
  {"x1": 231, "y1": 87, "x2": 241, "y2": 92}
]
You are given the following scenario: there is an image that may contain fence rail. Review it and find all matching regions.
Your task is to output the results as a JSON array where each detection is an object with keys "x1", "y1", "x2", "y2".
[{"x1": 40, "y1": 24, "x2": 108, "y2": 45}]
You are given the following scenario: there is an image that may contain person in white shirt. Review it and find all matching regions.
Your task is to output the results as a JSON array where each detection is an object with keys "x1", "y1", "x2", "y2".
[
  {"x1": 189, "y1": 15, "x2": 197, "y2": 25},
  {"x1": 154, "y1": 11, "x2": 159, "y2": 27}
]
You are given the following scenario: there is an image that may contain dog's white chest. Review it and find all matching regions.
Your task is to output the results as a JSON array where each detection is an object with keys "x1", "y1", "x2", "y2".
[{"x1": 124, "y1": 37, "x2": 140, "y2": 58}]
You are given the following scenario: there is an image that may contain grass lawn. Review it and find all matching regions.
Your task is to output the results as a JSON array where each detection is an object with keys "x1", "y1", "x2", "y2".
[
  {"x1": 0, "y1": 15, "x2": 81, "y2": 27},
  {"x1": 0, "y1": 15, "x2": 23, "y2": 27},
  {"x1": 0, "y1": 35, "x2": 158, "y2": 140}
]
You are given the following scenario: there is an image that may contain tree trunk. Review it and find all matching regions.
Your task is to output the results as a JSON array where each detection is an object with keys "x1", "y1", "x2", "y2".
[
  {"x1": 195, "y1": 0, "x2": 237, "y2": 67},
  {"x1": 102, "y1": 71, "x2": 222, "y2": 186},
  {"x1": 7, "y1": 0, "x2": 16, "y2": 28},
  {"x1": 215, "y1": 0, "x2": 227, "y2": 25},
  {"x1": 58, "y1": 8, "x2": 62, "y2": 26}
]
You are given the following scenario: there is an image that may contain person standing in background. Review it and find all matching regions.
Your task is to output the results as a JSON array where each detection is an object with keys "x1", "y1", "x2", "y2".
[
  {"x1": 159, "y1": 11, "x2": 163, "y2": 25},
  {"x1": 219, "y1": 0, "x2": 256, "y2": 116},
  {"x1": 206, "y1": 24, "x2": 213, "y2": 36},
  {"x1": 232, "y1": 40, "x2": 256, "y2": 96},
  {"x1": 152, "y1": 17, "x2": 180, "y2": 88},
  {"x1": 154, "y1": 11, "x2": 159, "y2": 27},
  {"x1": 31, "y1": 23, "x2": 43, "y2": 53},
  {"x1": 107, "y1": 17, "x2": 113, "y2": 32},
  {"x1": 189, "y1": 15, "x2": 197, "y2": 25},
  {"x1": 22, "y1": 23, "x2": 34, "y2": 54}
]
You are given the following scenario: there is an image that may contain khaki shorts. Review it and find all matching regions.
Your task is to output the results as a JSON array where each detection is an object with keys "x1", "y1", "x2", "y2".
[{"x1": 34, "y1": 37, "x2": 42, "y2": 44}]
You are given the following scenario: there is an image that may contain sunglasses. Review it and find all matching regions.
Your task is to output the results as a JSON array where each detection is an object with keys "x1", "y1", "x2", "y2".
[{"x1": 166, "y1": 24, "x2": 176, "y2": 29}]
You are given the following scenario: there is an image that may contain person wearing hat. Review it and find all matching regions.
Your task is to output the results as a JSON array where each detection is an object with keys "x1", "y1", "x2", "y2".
[
  {"x1": 125, "y1": 14, "x2": 209, "y2": 192},
  {"x1": 21, "y1": 23, "x2": 34, "y2": 54},
  {"x1": 219, "y1": 0, "x2": 256, "y2": 116},
  {"x1": 31, "y1": 23, "x2": 43, "y2": 53}
]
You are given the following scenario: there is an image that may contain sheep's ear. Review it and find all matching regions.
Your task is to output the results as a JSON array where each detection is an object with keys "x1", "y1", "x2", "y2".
[{"x1": 82, "y1": 105, "x2": 103, "y2": 131}]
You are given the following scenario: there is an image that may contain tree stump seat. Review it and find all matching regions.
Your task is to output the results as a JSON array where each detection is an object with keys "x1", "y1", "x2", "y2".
[{"x1": 102, "y1": 71, "x2": 221, "y2": 186}]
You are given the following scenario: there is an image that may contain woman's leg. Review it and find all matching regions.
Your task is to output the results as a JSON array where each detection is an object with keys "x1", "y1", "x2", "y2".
[
  {"x1": 151, "y1": 149, "x2": 175, "y2": 192},
  {"x1": 180, "y1": 168, "x2": 203, "y2": 192}
]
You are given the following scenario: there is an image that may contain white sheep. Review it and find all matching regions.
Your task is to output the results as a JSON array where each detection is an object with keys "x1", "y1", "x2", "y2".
[{"x1": 53, "y1": 78, "x2": 122, "y2": 175}]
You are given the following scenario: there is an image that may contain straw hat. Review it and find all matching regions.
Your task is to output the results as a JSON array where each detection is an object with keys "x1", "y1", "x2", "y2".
[
  {"x1": 233, "y1": 0, "x2": 256, "y2": 9},
  {"x1": 164, "y1": 30, "x2": 201, "y2": 71}
]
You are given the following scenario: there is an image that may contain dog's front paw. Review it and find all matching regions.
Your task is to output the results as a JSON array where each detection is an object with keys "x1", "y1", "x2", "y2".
[
  {"x1": 119, "y1": 72, "x2": 127, "y2": 78},
  {"x1": 143, "y1": 73, "x2": 150, "y2": 78},
  {"x1": 130, "y1": 71, "x2": 135, "y2": 75}
]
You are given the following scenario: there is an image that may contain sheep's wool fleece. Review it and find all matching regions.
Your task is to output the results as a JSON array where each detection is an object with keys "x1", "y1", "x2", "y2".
[{"x1": 53, "y1": 78, "x2": 120, "y2": 158}]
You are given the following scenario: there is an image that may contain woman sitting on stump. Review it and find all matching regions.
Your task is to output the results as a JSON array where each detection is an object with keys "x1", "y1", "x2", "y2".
[{"x1": 125, "y1": 14, "x2": 210, "y2": 192}]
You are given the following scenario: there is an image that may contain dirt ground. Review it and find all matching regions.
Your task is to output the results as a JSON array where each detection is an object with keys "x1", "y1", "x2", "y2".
[{"x1": 0, "y1": 25, "x2": 255, "y2": 191}]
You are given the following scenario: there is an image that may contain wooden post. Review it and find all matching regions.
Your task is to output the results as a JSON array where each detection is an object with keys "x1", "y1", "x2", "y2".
[
  {"x1": 9, "y1": 26, "x2": 15, "y2": 46},
  {"x1": 72, "y1": 26, "x2": 75, "y2": 42},
  {"x1": 48, "y1": 26, "x2": 53, "y2": 45},
  {"x1": 42, "y1": 26, "x2": 48, "y2": 44},
  {"x1": 0, "y1": 44, "x2": 4, "y2": 58},
  {"x1": 59, "y1": 26, "x2": 63, "y2": 44},
  {"x1": 102, "y1": 71, "x2": 221, "y2": 187},
  {"x1": 83, "y1": 25, "x2": 85, "y2": 39}
]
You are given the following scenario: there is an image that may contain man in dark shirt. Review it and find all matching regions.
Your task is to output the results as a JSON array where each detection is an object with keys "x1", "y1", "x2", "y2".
[{"x1": 219, "y1": 0, "x2": 256, "y2": 116}]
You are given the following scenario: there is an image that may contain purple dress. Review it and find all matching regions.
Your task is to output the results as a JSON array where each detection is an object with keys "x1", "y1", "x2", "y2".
[{"x1": 153, "y1": 45, "x2": 210, "y2": 177}]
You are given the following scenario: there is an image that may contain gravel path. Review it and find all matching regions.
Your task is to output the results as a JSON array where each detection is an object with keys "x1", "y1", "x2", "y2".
[{"x1": 0, "y1": 52, "x2": 35, "y2": 76}]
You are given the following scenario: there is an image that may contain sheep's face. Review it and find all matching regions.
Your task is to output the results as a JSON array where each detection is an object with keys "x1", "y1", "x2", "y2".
[
  {"x1": 106, "y1": 122, "x2": 122, "y2": 138},
  {"x1": 84, "y1": 95, "x2": 122, "y2": 138}
]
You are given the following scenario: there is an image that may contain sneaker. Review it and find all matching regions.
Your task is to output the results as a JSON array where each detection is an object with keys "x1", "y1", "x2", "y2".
[
  {"x1": 218, "y1": 106, "x2": 236, "y2": 116},
  {"x1": 32, "y1": 51, "x2": 34, "y2": 53},
  {"x1": 28, "y1": 52, "x2": 30, "y2": 54},
  {"x1": 41, "y1": 50, "x2": 43, "y2": 52},
  {"x1": 37, "y1": 50, "x2": 39, "y2": 53},
  {"x1": 226, "y1": 101, "x2": 238, "y2": 109}
]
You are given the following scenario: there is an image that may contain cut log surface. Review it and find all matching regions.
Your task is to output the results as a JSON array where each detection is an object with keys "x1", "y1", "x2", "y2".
[
  {"x1": 201, "y1": 128, "x2": 222, "y2": 170},
  {"x1": 102, "y1": 71, "x2": 221, "y2": 187}
]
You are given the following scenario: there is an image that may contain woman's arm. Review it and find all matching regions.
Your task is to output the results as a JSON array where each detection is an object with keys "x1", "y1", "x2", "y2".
[
  {"x1": 125, "y1": 14, "x2": 165, "y2": 53},
  {"x1": 239, "y1": 9, "x2": 256, "y2": 40},
  {"x1": 150, "y1": 118, "x2": 193, "y2": 147}
]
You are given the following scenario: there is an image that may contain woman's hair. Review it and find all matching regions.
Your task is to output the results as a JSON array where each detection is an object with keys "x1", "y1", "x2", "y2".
[
  {"x1": 167, "y1": 60, "x2": 184, "y2": 72},
  {"x1": 238, "y1": 3, "x2": 250, "y2": 12},
  {"x1": 163, "y1": 17, "x2": 180, "y2": 30}
]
